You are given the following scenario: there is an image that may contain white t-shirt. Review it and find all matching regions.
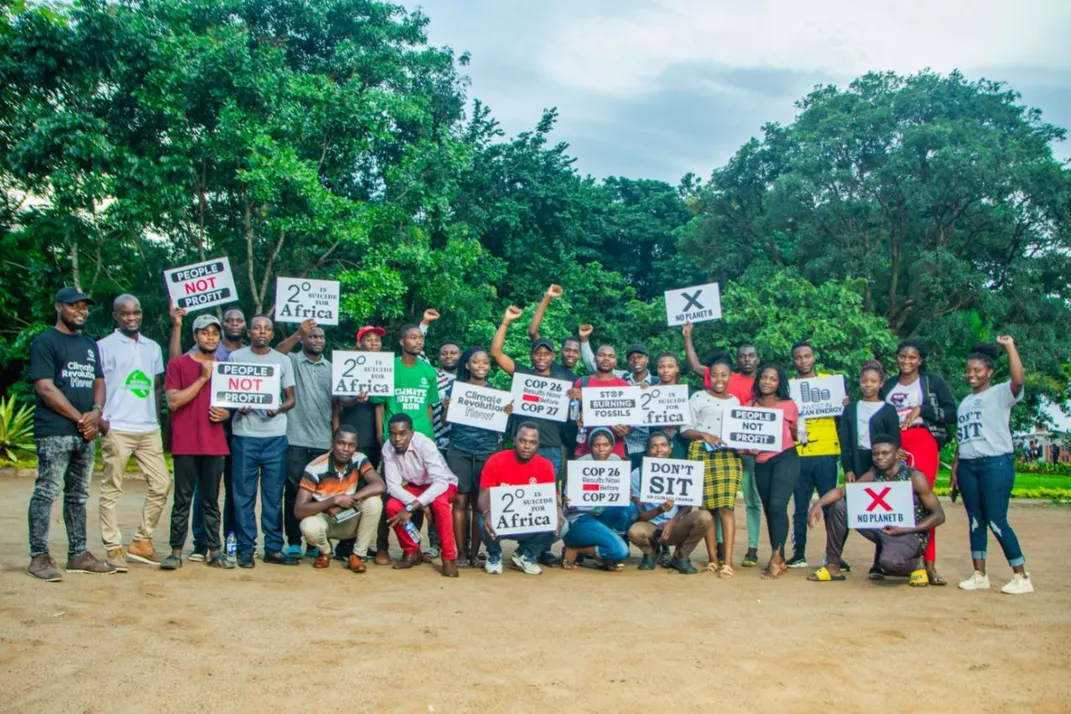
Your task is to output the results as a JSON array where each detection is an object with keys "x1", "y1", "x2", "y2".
[
  {"x1": 856, "y1": 401, "x2": 883, "y2": 449},
  {"x1": 885, "y1": 379, "x2": 923, "y2": 426},
  {"x1": 97, "y1": 330, "x2": 164, "y2": 433},
  {"x1": 686, "y1": 391, "x2": 739, "y2": 437},
  {"x1": 956, "y1": 381, "x2": 1023, "y2": 459}
]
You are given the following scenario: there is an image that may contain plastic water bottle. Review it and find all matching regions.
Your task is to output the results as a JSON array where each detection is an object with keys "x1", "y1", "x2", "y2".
[
  {"x1": 224, "y1": 532, "x2": 237, "y2": 569},
  {"x1": 404, "y1": 520, "x2": 422, "y2": 544},
  {"x1": 569, "y1": 397, "x2": 581, "y2": 421}
]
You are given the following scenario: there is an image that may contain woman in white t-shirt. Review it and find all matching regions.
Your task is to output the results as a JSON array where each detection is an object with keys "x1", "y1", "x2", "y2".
[{"x1": 953, "y1": 337, "x2": 1031, "y2": 595}]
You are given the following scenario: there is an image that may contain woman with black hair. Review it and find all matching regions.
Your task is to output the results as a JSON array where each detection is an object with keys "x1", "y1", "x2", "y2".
[
  {"x1": 953, "y1": 338, "x2": 1031, "y2": 595},
  {"x1": 749, "y1": 363, "x2": 800, "y2": 580},
  {"x1": 839, "y1": 361, "x2": 900, "y2": 483},
  {"x1": 880, "y1": 338, "x2": 956, "y2": 585}
]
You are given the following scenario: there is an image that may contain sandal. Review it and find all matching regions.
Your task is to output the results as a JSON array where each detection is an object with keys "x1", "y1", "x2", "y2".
[
  {"x1": 704, "y1": 562, "x2": 719, "y2": 574},
  {"x1": 718, "y1": 564, "x2": 735, "y2": 580},
  {"x1": 909, "y1": 569, "x2": 929, "y2": 587},
  {"x1": 807, "y1": 566, "x2": 845, "y2": 582},
  {"x1": 206, "y1": 553, "x2": 226, "y2": 569},
  {"x1": 561, "y1": 559, "x2": 578, "y2": 570},
  {"x1": 761, "y1": 562, "x2": 788, "y2": 580},
  {"x1": 928, "y1": 572, "x2": 947, "y2": 586},
  {"x1": 868, "y1": 566, "x2": 885, "y2": 581}
]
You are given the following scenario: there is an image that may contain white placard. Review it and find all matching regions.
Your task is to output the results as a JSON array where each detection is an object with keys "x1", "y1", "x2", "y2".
[
  {"x1": 665, "y1": 282, "x2": 722, "y2": 326},
  {"x1": 721, "y1": 405, "x2": 784, "y2": 452},
  {"x1": 165, "y1": 257, "x2": 239, "y2": 312},
  {"x1": 565, "y1": 461, "x2": 630, "y2": 508},
  {"x1": 331, "y1": 351, "x2": 395, "y2": 397},
  {"x1": 639, "y1": 457, "x2": 703, "y2": 507},
  {"x1": 846, "y1": 481, "x2": 917, "y2": 529},
  {"x1": 274, "y1": 277, "x2": 341, "y2": 326},
  {"x1": 582, "y1": 385, "x2": 644, "y2": 427},
  {"x1": 210, "y1": 362, "x2": 281, "y2": 409},
  {"x1": 446, "y1": 382, "x2": 511, "y2": 433},
  {"x1": 509, "y1": 372, "x2": 572, "y2": 423},
  {"x1": 489, "y1": 483, "x2": 558, "y2": 536},
  {"x1": 790, "y1": 375, "x2": 847, "y2": 418},
  {"x1": 640, "y1": 384, "x2": 692, "y2": 427}
]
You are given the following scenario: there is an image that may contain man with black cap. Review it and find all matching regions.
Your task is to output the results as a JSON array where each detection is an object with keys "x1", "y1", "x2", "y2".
[
  {"x1": 27, "y1": 287, "x2": 114, "y2": 580},
  {"x1": 622, "y1": 343, "x2": 658, "y2": 469}
]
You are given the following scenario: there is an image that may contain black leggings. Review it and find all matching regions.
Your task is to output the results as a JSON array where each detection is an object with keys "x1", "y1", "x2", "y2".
[{"x1": 754, "y1": 448, "x2": 801, "y2": 558}]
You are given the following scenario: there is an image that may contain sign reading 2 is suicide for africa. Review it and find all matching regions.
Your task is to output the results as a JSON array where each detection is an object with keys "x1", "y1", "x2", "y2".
[
  {"x1": 664, "y1": 282, "x2": 722, "y2": 326},
  {"x1": 509, "y1": 373, "x2": 572, "y2": 423},
  {"x1": 274, "y1": 277, "x2": 340, "y2": 326},
  {"x1": 165, "y1": 257, "x2": 238, "y2": 312}
]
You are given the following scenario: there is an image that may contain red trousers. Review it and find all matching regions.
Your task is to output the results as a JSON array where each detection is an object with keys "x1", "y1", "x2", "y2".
[
  {"x1": 901, "y1": 426, "x2": 938, "y2": 562},
  {"x1": 385, "y1": 483, "x2": 457, "y2": 560}
]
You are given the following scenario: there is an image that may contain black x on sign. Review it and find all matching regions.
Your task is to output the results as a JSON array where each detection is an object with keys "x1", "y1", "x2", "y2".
[{"x1": 665, "y1": 282, "x2": 723, "y2": 326}]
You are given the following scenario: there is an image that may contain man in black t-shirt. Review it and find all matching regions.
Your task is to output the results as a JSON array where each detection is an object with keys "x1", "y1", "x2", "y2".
[{"x1": 27, "y1": 287, "x2": 116, "y2": 581}]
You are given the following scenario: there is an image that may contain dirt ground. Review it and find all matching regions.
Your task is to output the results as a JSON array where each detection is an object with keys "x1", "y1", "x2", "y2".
[{"x1": 0, "y1": 475, "x2": 1068, "y2": 714}]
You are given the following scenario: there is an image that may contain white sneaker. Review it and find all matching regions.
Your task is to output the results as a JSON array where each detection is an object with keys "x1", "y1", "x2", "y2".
[
  {"x1": 484, "y1": 555, "x2": 503, "y2": 575},
  {"x1": 958, "y1": 570, "x2": 991, "y2": 590},
  {"x1": 1000, "y1": 573, "x2": 1034, "y2": 595},
  {"x1": 511, "y1": 552, "x2": 542, "y2": 575}
]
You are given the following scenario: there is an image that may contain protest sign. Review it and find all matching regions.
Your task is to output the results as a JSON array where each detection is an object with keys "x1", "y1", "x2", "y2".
[
  {"x1": 846, "y1": 481, "x2": 917, "y2": 529},
  {"x1": 664, "y1": 282, "x2": 722, "y2": 326},
  {"x1": 639, "y1": 385, "x2": 692, "y2": 427},
  {"x1": 210, "y1": 362, "x2": 280, "y2": 409},
  {"x1": 790, "y1": 375, "x2": 847, "y2": 418},
  {"x1": 165, "y1": 257, "x2": 238, "y2": 312},
  {"x1": 721, "y1": 405, "x2": 784, "y2": 452},
  {"x1": 639, "y1": 457, "x2": 703, "y2": 507},
  {"x1": 581, "y1": 385, "x2": 644, "y2": 427},
  {"x1": 274, "y1": 277, "x2": 341, "y2": 325},
  {"x1": 331, "y1": 351, "x2": 395, "y2": 397},
  {"x1": 446, "y1": 382, "x2": 511, "y2": 433},
  {"x1": 565, "y1": 461, "x2": 630, "y2": 508},
  {"x1": 510, "y1": 373, "x2": 572, "y2": 423},
  {"x1": 489, "y1": 483, "x2": 558, "y2": 536}
]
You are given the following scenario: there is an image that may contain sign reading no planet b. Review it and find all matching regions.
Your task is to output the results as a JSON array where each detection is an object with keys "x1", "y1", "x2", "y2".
[
  {"x1": 720, "y1": 406, "x2": 784, "y2": 452},
  {"x1": 565, "y1": 461, "x2": 630, "y2": 507},
  {"x1": 665, "y1": 282, "x2": 722, "y2": 326},
  {"x1": 846, "y1": 481, "x2": 917, "y2": 529},
  {"x1": 165, "y1": 257, "x2": 238, "y2": 312},
  {"x1": 509, "y1": 373, "x2": 572, "y2": 423},
  {"x1": 211, "y1": 362, "x2": 280, "y2": 409},
  {"x1": 640, "y1": 385, "x2": 692, "y2": 426},
  {"x1": 581, "y1": 386, "x2": 644, "y2": 427},
  {"x1": 446, "y1": 382, "x2": 511, "y2": 433},
  {"x1": 489, "y1": 483, "x2": 558, "y2": 536},
  {"x1": 274, "y1": 277, "x2": 341, "y2": 326},
  {"x1": 789, "y1": 375, "x2": 847, "y2": 418},
  {"x1": 331, "y1": 351, "x2": 395, "y2": 397},
  {"x1": 640, "y1": 457, "x2": 703, "y2": 507}
]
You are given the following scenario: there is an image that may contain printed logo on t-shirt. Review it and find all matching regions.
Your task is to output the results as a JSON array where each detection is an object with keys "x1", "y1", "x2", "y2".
[
  {"x1": 62, "y1": 360, "x2": 96, "y2": 389},
  {"x1": 395, "y1": 388, "x2": 427, "y2": 412},
  {"x1": 86, "y1": 348, "x2": 96, "y2": 363},
  {"x1": 125, "y1": 369, "x2": 152, "y2": 399},
  {"x1": 957, "y1": 397, "x2": 984, "y2": 442}
]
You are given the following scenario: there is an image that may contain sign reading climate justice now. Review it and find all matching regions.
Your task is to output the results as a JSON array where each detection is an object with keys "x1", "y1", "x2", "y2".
[
  {"x1": 720, "y1": 405, "x2": 784, "y2": 452},
  {"x1": 664, "y1": 282, "x2": 722, "y2": 326},
  {"x1": 790, "y1": 375, "x2": 847, "y2": 418},
  {"x1": 210, "y1": 362, "x2": 281, "y2": 409},
  {"x1": 565, "y1": 461, "x2": 630, "y2": 508},
  {"x1": 489, "y1": 483, "x2": 558, "y2": 536},
  {"x1": 640, "y1": 457, "x2": 703, "y2": 507},
  {"x1": 165, "y1": 257, "x2": 238, "y2": 312},
  {"x1": 509, "y1": 373, "x2": 572, "y2": 423},
  {"x1": 274, "y1": 277, "x2": 340, "y2": 326},
  {"x1": 846, "y1": 481, "x2": 917, "y2": 529},
  {"x1": 446, "y1": 382, "x2": 511, "y2": 433},
  {"x1": 581, "y1": 385, "x2": 644, "y2": 427},
  {"x1": 331, "y1": 351, "x2": 394, "y2": 397},
  {"x1": 639, "y1": 385, "x2": 692, "y2": 426}
]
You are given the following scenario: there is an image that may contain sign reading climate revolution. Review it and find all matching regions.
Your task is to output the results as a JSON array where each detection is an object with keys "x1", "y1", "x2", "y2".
[
  {"x1": 331, "y1": 351, "x2": 394, "y2": 397},
  {"x1": 446, "y1": 382, "x2": 511, "y2": 433},
  {"x1": 274, "y1": 277, "x2": 341, "y2": 326},
  {"x1": 509, "y1": 373, "x2": 572, "y2": 423},
  {"x1": 846, "y1": 481, "x2": 917, "y2": 529},
  {"x1": 165, "y1": 257, "x2": 238, "y2": 312},
  {"x1": 581, "y1": 385, "x2": 644, "y2": 427},
  {"x1": 489, "y1": 483, "x2": 558, "y2": 537},
  {"x1": 664, "y1": 282, "x2": 722, "y2": 326},
  {"x1": 565, "y1": 461, "x2": 629, "y2": 507},
  {"x1": 720, "y1": 405, "x2": 784, "y2": 452},
  {"x1": 640, "y1": 457, "x2": 703, "y2": 507},
  {"x1": 210, "y1": 362, "x2": 280, "y2": 409},
  {"x1": 640, "y1": 385, "x2": 691, "y2": 426},
  {"x1": 789, "y1": 375, "x2": 847, "y2": 418}
]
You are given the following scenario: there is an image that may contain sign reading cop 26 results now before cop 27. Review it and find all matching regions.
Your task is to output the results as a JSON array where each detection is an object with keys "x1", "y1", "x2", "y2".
[
  {"x1": 165, "y1": 257, "x2": 239, "y2": 312},
  {"x1": 274, "y1": 277, "x2": 341, "y2": 326},
  {"x1": 509, "y1": 373, "x2": 572, "y2": 423},
  {"x1": 845, "y1": 481, "x2": 917, "y2": 530},
  {"x1": 664, "y1": 282, "x2": 722, "y2": 326},
  {"x1": 489, "y1": 483, "x2": 559, "y2": 537},
  {"x1": 330, "y1": 351, "x2": 394, "y2": 397},
  {"x1": 210, "y1": 362, "x2": 281, "y2": 409},
  {"x1": 640, "y1": 457, "x2": 703, "y2": 507},
  {"x1": 565, "y1": 461, "x2": 630, "y2": 508},
  {"x1": 446, "y1": 382, "x2": 511, "y2": 433},
  {"x1": 720, "y1": 405, "x2": 784, "y2": 452},
  {"x1": 789, "y1": 375, "x2": 847, "y2": 418},
  {"x1": 581, "y1": 385, "x2": 644, "y2": 427}
]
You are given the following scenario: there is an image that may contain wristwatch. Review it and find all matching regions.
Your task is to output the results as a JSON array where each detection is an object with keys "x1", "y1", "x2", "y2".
[
  {"x1": 92, "y1": 404, "x2": 104, "y2": 412},
  {"x1": 405, "y1": 503, "x2": 415, "y2": 514}
]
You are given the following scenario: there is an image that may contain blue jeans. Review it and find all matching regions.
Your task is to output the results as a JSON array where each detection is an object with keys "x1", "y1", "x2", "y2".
[
  {"x1": 957, "y1": 454, "x2": 1024, "y2": 567},
  {"x1": 791, "y1": 454, "x2": 839, "y2": 558},
  {"x1": 230, "y1": 434, "x2": 289, "y2": 556},
  {"x1": 479, "y1": 516, "x2": 566, "y2": 559},
  {"x1": 562, "y1": 508, "x2": 632, "y2": 561}
]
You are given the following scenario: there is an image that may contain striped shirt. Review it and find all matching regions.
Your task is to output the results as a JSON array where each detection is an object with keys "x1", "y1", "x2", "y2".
[{"x1": 299, "y1": 451, "x2": 373, "y2": 505}]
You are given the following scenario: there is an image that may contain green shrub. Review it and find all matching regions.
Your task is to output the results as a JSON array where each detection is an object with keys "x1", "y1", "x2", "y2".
[{"x1": 0, "y1": 395, "x2": 35, "y2": 465}]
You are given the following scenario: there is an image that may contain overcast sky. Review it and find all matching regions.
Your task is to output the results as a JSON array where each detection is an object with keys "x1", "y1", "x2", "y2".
[{"x1": 404, "y1": 0, "x2": 1071, "y2": 184}]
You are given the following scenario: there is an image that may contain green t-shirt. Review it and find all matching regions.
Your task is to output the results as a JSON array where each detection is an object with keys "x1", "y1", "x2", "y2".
[{"x1": 379, "y1": 357, "x2": 439, "y2": 439}]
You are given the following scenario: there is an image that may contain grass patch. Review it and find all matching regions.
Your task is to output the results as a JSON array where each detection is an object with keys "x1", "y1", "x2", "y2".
[{"x1": 934, "y1": 469, "x2": 1071, "y2": 501}]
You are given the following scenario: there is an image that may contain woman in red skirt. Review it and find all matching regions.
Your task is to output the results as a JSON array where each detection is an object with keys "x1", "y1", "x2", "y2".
[{"x1": 880, "y1": 339, "x2": 957, "y2": 585}]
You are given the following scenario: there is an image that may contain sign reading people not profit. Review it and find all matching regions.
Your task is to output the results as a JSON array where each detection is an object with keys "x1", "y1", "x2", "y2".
[
  {"x1": 274, "y1": 277, "x2": 341, "y2": 326},
  {"x1": 565, "y1": 461, "x2": 630, "y2": 508},
  {"x1": 331, "y1": 351, "x2": 395, "y2": 397},
  {"x1": 489, "y1": 483, "x2": 558, "y2": 537},
  {"x1": 789, "y1": 375, "x2": 847, "y2": 418},
  {"x1": 664, "y1": 282, "x2": 722, "y2": 326},
  {"x1": 640, "y1": 457, "x2": 703, "y2": 507},
  {"x1": 846, "y1": 481, "x2": 917, "y2": 529},
  {"x1": 446, "y1": 382, "x2": 511, "y2": 433},
  {"x1": 720, "y1": 405, "x2": 784, "y2": 452},
  {"x1": 165, "y1": 257, "x2": 238, "y2": 312},
  {"x1": 581, "y1": 385, "x2": 644, "y2": 427},
  {"x1": 509, "y1": 373, "x2": 572, "y2": 423},
  {"x1": 639, "y1": 385, "x2": 692, "y2": 427},
  {"x1": 210, "y1": 362, "x2": 280, "y2": 409}
]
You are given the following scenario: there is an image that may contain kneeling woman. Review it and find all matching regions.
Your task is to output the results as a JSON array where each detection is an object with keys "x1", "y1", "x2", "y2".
[{"x1": 561, "y1": 428, "x2": 633, "y2": 570}]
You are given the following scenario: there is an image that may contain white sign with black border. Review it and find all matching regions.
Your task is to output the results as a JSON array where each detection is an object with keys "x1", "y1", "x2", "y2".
[
  {"x1": 665, "y1": 282, "x2": 722, "y2": 326},
  {"x1": 509, "y1": 373, "x2": 572, "y2": 423},
  {"x1": 720, "y1": 405, "x2": 784, "y2": 452},
  {"x1": 582, "y1": 385, "x2": 644, "y2": 427},
  {"x1": 489, "y1": 483, "x2": 558, "y2": 536},
  {"x1": 846, "y1": 481, "x2": 917, "y2": 530},
  {"x1": 446, "y1": 382, "x2": 511, "y2": 433},
  {"x1": 639, "y1": 457, "x2": 703, "y2": 507},
  {"x1": 274, "y1": 277, "x2": 341, "y2": 325},
  {"x1": 165, "y1": 257, "x2": 239, "y2": 312},
  {"x1": 331, "y1": 351, "x2": 395, "y2": 397},
  {"x1": 210, "y1": 362, "x2": 281, "y2": 409}
]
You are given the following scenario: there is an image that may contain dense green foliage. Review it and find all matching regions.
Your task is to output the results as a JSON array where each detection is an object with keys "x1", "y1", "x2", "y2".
[{"x1": 1, "y1": 0, "x2": 1068, "y2": 422}]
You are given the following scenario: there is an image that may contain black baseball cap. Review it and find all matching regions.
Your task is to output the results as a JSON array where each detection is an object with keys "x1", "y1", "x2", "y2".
[
  {"x1": 54, "y1": 287, "x2": 96, "y2": 306},
  {"x1": 626, "y1": 344, "x2": 648, "y2": 357},
  {"x1": 530, "y1": 337, "x2": 556, "y2": 354}
]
